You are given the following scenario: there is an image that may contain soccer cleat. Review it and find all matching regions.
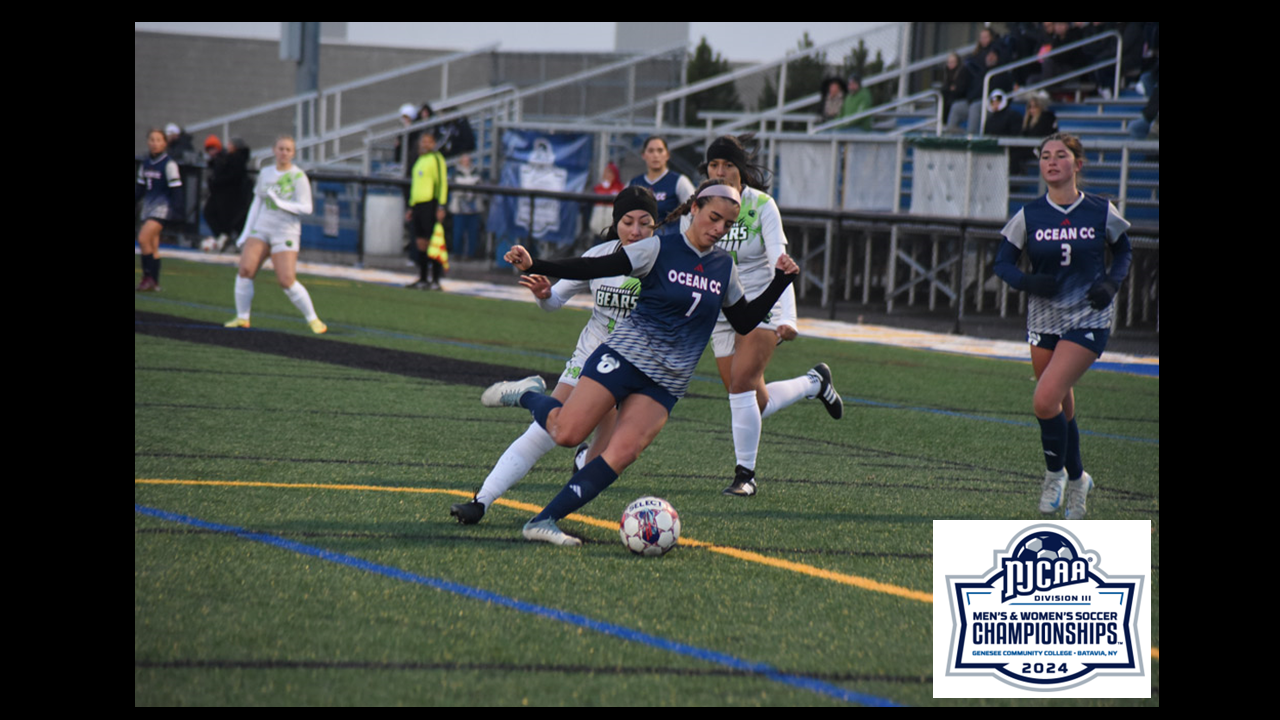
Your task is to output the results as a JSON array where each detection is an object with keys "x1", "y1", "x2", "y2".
[
  {"x1": 573, "y1": 443, "x2": 590, "y2": 472},
  {"x1": 405, "y1": 279, "x2": 429, "y2": 290},
  {"x1": 224, "y1": 317, "x2": 251, "y2": 329},
  {"x1": 808, "y1": 363, "x2": 844, "y2": 419},
  {"x1": 1064, "y1": 472, "x2": 1094, "y2": 520},
  {"x1": 450, "y1": 499, "x2": 486, "y2": 525},
  {"x1": 722, "y1": 464, "x2": 757, "y2": 496},
  {"x1": 522, "y1": 518, "x2": 582, "y2": 546},
  {"x1": 1039, "y1": 468, "x2": 1068, "y2": 513},
  {"x1": 136, "y1": 277, "x2": 158, "y2": 292},
  {"x1": 480, "y1": 375, "x2": 546, "y2": 408},
  {"x1": 309, "y1": 318, "x2": 328, "y2": 334}
]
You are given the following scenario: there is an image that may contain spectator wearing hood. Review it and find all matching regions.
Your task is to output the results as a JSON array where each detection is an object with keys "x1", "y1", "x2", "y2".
[{"x1": 983, "y1": 89, "x2": 1023, "y2": 137}]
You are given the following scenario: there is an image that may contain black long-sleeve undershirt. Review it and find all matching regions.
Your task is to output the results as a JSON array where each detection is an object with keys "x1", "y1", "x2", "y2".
[{"x1": 526, "y1": 254, "x2": 795, "y2": 335}]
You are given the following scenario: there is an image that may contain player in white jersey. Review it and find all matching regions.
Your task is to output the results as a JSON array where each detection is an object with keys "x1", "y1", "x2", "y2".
[
  {"x1": 995, "y1": 133, "x2": 1133, "y2": 520},
  {"x1": 449, "y1": 187, "x2": 656, "y2": 524},
  {"x1": 222, "y1": 136, "x2": 327, "y2": 335},
  {"x1": 694, "y1": 136, "x2": 845, "y2": 497}
]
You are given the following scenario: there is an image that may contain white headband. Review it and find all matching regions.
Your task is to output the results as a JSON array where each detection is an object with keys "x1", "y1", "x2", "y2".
[{"x1": 696, "y1": 183, "x2": 742, "y2": 205}]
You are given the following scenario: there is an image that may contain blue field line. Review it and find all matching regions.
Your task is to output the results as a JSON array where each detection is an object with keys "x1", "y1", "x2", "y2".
[
  {"x1": 135, "y1": 503, "x2": 904, "y2": 707},
  {"x1": 849, "y1": 398, "x2": 1158, "y2": 445},
  {"x1": 136, "y1": 296, "x2": 1157, "y2": 445}
]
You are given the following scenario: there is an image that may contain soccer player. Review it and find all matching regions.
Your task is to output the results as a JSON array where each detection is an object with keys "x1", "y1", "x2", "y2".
[
  {"x1": 135, "y1": 128, "x2": 184, "y2": 291},
  {"x1": 481, "y1": 180, "x2": 798, "y2": 546},
  {"x1": 994, "y1": 133, "x2": 1133, "y2": 520},
  {"x1": 627, "y1": 136, "x2": 695, "y2": 238},
  {"x1": 223, "y1": 135, "x2": 326, "y2": 334},
  {"x1": 449, "y1": 187, "x2": 658, "y2": 524},
  {"x1": 692, "y1": 135, "x2": 844, "y2": 497}
]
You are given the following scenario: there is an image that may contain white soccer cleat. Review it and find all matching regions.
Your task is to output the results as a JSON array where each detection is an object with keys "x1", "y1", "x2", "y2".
[
  {"x1": 1039, "y1": 468, "x2": 1068, "y2": 513},
  {"x1": 1064, "y1": 472, "x2": 1094, "y2": 520},
  {"x1": 522, "y1": 518, "x2": 582, "y2": 547},
  {"x1": 480, "y1": 375, "x2": 546, "y2": 408}
]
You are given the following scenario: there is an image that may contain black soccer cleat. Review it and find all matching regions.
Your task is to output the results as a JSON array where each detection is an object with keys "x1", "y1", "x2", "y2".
[
  {"x1": 722, "y1": 465, "x2": 757, "y2": 497},
  {"x1": 450, "y1": 499, "x2": 486, "y2": 525},
  {"x1": 808, "y1": 363, "x2": 844, "y2": 420}
]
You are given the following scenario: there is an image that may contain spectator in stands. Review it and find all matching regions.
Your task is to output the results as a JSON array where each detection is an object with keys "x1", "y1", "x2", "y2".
[
  {"x1": 164, "y1": 123, "x2": 196, "y2": 164},
  {"x1": 590, "y1": 162, "x2": 625, "y2": 235},
  {"x1": 983, "y1": 89, "x2": 1022, "y2": 137},
  {"x1": 1018, "y1": 91, "x2": 1059, "y2": 163},
  {"x1": 966, "y1": 49, "x2": 1015, "y2": 133},
  {"x1": 941, "y1": 52, "x2": 971, "y2": 133},
  {"x1": 838, "y1": 74, "x2": 873, "y2": 131},
  {"x1": 1037, "y1": 22, "x2": 1085, "y2": 85},
  {"x1": 224, "y1": 138, "x2": 253, "y2": 251},
  {"x1": 449, "y1": 153, "x2": 486, "y2": 259},
  {"x1": 135, "y1": 128, "x2": 184, "y2": 291},
  {"x1": 969, "y1": 26, "x2": 1002, "y2": 63},
  {"x1": 393, "y1": 102, "x2": 419, "y2": 165},
  {"x1": 1129, "y1": 83, "x2": 1158, "y2": 139},
  {"x1": 820, "y1": 76, "x2": 846, "y2": 123}
]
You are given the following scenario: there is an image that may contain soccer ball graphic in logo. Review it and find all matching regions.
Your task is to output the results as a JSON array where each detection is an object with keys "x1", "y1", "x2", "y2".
[
  {"x1": 619, "y1": 496, "x2": 680, "y2": 556},
  {"x1": 1014, "y1": 531, "x2": 1077, "y2": 562}
]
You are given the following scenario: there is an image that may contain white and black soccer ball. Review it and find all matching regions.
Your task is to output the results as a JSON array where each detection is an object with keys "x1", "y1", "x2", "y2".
[
  {"x1": 619, "y1": 496, "x2": 680, "y2": 556},
  {"x1": 1016, "y1": 532, "x2": 1076, "y2": 561},
  {"x1": 200, "y1": 236, "x2": 220, "y2": 253}
]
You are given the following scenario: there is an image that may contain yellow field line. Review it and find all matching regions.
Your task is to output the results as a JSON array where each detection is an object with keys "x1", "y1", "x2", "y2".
[
  {"x1": 135, "y1": 478, "x2": 931, "y2": 603},
  {"x1": 135, "y1": 478, "x2": 1162, "y2": 660}
]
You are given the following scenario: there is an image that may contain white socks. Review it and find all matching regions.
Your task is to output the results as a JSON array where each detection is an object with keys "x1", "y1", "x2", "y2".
[
  {"x1": 475, "y1": 422, "x2": 558, "y2": 508},
  {"x1": 234, "y1": 276, "x2": 255, "y2": 319},
  {"x1": 729, "y1": 390, "x2": 761, "y2": 470},
  {"x1": 761, "y1": 373, "x2": 820, "y2": 419},
  {"x1": 283, "y1": 281, "x2": 319, "y2": 322},
  {"x1": 731, "y1": 373, "x2": 822, "y2": 471}
]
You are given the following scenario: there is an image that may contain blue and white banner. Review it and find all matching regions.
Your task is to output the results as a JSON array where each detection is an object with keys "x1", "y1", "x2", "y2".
[{"x1": 487, "y1": 130, "x2": 591, "y2": 247}]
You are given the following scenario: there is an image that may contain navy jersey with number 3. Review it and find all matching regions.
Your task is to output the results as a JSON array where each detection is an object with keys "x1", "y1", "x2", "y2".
[{"x1": 1001, "y1": 192, "x2": 1130, "y2": 334}]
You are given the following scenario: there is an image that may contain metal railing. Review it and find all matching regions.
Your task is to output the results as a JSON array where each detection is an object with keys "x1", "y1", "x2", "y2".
[
  {"x1": 186, "y1": 45, "x2": 498, "y2": 156},
  {"x1": 150, "y1": 152, "x2": 1157, "y2": 333},
  {"x1": 654, "y1": 23, "x2": 909, "y2": 130},
  {"x1": 979, "y1": 30, "x2": 1122, "y2": 134}
]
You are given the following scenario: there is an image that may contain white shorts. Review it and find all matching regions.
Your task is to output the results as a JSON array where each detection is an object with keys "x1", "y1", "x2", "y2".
[
  {"x1": 238, "y1": 231, "x2": 301, "y2": 255},
  {"x1": 710, "y1": 305, "x2": 787, "y2": 358},
  {"x1": 559, "y1": 348, "x2": 592, "y2": 387}
]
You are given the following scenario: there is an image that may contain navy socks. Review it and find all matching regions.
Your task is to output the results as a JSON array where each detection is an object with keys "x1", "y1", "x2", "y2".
[{"x1": 531, "y1": 456, "x2": 620, "y2": 522}]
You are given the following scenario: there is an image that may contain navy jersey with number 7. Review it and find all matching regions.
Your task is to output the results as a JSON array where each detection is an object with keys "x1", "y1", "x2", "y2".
[{"x1": 608, "y1": 234, "x2": 744, "y2": 398}]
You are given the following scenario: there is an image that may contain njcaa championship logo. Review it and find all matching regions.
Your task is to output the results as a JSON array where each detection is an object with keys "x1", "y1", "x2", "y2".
[{"x1": 944, "y1": 524, "x2": 1145, "y2": 692}]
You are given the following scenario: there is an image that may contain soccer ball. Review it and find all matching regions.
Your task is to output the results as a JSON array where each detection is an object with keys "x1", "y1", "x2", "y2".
[
  {"x1": 619, "y1": 496, "x2": 680, "y2": 556},
  {"x1": 1015, "y1": 531, "x2": 1076, "y2": 562},
  {"x1": 200, "y1": 236, "x2": 220, "y2": 253}
]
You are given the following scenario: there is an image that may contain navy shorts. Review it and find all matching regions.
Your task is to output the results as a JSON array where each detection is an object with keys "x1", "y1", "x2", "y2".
[
  {"x1": 1029, "y1": 327, "x2": 1110, "y2": 356},
  {"x1": 579, "y1": 343, "x2": 678, "y2": 415}
]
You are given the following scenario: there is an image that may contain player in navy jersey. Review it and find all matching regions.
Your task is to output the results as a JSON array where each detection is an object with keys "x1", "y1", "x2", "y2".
[
  {"x1": 994, "y1": 133, "x2": 1132, "y2": 520},
  {"x1": 134, "y1": 128, "x2": 184, "y2": 291},
  {"x1": 481, "y1": 180, "x2": 799, "y2": 546},
  {"x1": 628, "y1": 136, "x2": 694, "y2": 238},
  {"x1": 449, "y1": 187, "x2": 658, "y2": 525}
]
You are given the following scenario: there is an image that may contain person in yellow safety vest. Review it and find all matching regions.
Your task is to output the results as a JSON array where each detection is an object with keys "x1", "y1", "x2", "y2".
[{"x1": 405, "y1": 131, "x2": 448, "y2": 289}]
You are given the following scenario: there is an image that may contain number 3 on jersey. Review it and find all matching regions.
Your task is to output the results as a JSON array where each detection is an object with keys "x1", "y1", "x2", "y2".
[
  {"x1": 1060, "y1": 243, "x2": 1072, "y2": 266},
  {"x1": 684, "y1": 291, "x2": 702, "y2": 317}
]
